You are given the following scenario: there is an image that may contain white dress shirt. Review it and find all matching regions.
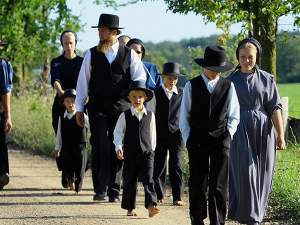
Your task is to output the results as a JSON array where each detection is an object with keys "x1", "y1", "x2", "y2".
[
  {"x1": 75, "y1": 41, "x2": 147, "y2": 112},
  {"x1": 147, "y1": 84, "x2": 178, "y2": 113},
  {"x1": 179, "y1": 73, "x2": 240, "y2": 145},
  {"x1": 113, "y1": 106, "x2": 156, "y2": 152},
  {"x1": 55, "y1": 109, "x2": 90, "y2": 151}
]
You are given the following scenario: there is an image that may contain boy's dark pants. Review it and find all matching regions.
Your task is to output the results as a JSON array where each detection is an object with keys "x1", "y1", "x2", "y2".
[
  {"x1": 122, "y1": 150, "x2": 157, "y2": 210},
  {"x1": 153, "y1": 130, "x2": 185, "y2": 201},
  {"x1": 0, "y1": 112, "x2": 8, "y2": 175},
  {"x1": 62, "y1": 143, "x2": 87, "y2": 192},
  {"x1": 186, "y1": 131, "x2": 231, "y2": 225}
]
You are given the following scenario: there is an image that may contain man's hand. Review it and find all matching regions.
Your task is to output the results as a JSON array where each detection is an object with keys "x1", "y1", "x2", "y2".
[
  {"x1": 117, "y1": 149, "x2": 124, "y2": 160},
  {"x1": 76, "y1": 111, "x2": 84, "y2": 127},
  {"x1": 54, "y1": 150, "x2": 60, "y2": 158},
  {"x1": 4, "y1": 116, "x2": 12, "y2": 135}
]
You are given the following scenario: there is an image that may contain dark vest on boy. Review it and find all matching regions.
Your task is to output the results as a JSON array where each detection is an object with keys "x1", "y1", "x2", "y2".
[
  {"x1": 60, "y1": 114, "x2": 87, "y2": 146},
  {"x1": 154, "y1": 86, "x2": 183, "y2": 138},
  {"x1": 124, "y1": 109, "x2": 152, "y2": 153},
  {"x1": 190, "y1": 75, "x2": 231, "y2": 138},
  {"x1": 89, "y1": 45, "x2": 131, "y2": 102}
]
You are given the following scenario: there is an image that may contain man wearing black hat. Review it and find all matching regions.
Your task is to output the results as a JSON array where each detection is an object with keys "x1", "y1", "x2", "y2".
[
  {"x1": 0, "y1": 33, "x2": 13, "y2": 191},
  {"x1": 179, "y1": 46, "x2": 240, "y2": 225},
  {"x1": 75, "y1": 13, "x2": 146, "y2": 202}
]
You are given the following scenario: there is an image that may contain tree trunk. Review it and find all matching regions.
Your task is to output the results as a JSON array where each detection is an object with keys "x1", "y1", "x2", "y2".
[
  {"x1": 252, "y1": 1, "x2": 277, "y2": 79},
  {"x1": 41, "y1": 55, "x2": 50, "y2": 83}
]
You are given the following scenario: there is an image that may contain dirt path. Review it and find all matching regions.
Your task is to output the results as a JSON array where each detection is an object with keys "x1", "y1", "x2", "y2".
[{"x1": 0, "y1": 146, "x2": 294, "y2": 225}]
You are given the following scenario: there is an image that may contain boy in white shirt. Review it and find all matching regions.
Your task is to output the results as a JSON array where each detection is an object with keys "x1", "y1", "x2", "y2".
[
  {"x1": 54, "y1": 89, "x2": 89, "y2": 194},
  {"x1": 114, "y1": 81, "x2": 159, "y2": 217}
]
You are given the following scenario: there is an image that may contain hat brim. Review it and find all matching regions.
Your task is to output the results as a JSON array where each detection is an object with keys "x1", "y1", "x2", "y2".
[
  {"x1": 121, "y1": 88, "x2": 153, "y2": 103},
  {"x1": 194, "y1": 58, "x2": 234, "y2": 73},
  {"x1": 158, "y1": 72, "x2": 186, "y2": 77},
  {"x1": 59, "y1": 93, "x2": 76, "y2": 106},
  {"x1": 91, "y1": 25, "x2": 124, "y2": 29}
]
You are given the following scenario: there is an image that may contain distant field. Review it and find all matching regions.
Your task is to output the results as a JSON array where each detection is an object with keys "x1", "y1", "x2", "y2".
[{"x1": 277, "y1": 83, "x2": 300, "y2": 118}]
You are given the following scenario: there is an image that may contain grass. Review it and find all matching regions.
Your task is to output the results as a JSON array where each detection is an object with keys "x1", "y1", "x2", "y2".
[{"x1": 277, "y1": 83, "x2": 300, "y2": 118}]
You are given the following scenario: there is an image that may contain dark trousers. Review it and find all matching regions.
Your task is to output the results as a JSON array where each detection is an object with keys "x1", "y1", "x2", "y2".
[
  {"x1": 153, "y1": 131, "x2": 185, "y2": 201},
  {"x1": 0, "y1": 112, "x2": 8, "y2": 175},
  {"x1": 186, "y1": 131, "x2": 231, "y2": 225},
  {"x1": 122, "y1": 150, "x2": 157, "y2": 210},
  {"x1": 88, "y1": 98, "x2": 129, "y2": 196},
  {"x1": 52, "y1": 97, "x2": 66, "y2": 175},
  {"x1": 61, "y1": 143, "x2": 87, "y2": 192}
]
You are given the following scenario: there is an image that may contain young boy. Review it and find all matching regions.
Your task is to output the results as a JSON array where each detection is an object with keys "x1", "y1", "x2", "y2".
[
  {"x1": 179, "y1": 46, "x2": 240, "y2": 225},
  {"x1": 54, "y1": 89, "x2": 89, "y2": 194},
  {"x1": 113, "y1": 80, "x2": 160, "y2": 217},
  {"x1": 147, "y1": 62, "x2": 185, "y2": 206}
]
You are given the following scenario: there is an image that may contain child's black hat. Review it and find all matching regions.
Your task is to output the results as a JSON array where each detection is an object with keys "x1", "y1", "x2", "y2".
[
  {"x1": 59, "y1": 89, "x2": 76, "y2": 106},
  {"x1": 158, "y1": 62, "x2": 185, "y2": 77},
  {"x1": 194, "y1": 45, "x2": 234, "y2": 72},
  {"x1": 121, "y1": 81, "x2": 153, "y2": 103}
]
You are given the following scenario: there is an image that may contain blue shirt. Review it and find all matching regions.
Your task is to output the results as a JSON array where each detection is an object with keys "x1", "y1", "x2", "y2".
[
  {"x1": 0, "y1": 58, "x2": 13, "y2": 95},
  {"x1": 143, "y1": 61, "x2": 162, "y2": 90}
]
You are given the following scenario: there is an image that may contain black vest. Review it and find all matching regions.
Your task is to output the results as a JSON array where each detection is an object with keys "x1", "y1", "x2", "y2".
[
  {"x1": 154, "y1": 86, "x2": 183, "y2": 138},
  {"x1": 124, "y1": 109, "x2": 152, "y2": 153},
  {"x1": 190, "y1": 76, "x2": 231, "y2": 138},
  {"x1": 61, "y1": 114, "x2": 87, "y2": 146},
  {"x1": 89, "y1": 45, "x2": 131, "y2": 102}
]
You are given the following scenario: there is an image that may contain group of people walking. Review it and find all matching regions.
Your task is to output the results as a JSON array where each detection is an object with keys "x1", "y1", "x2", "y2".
[{"x1": 0, "y1": 11, "x2": 286, "y2": 225}]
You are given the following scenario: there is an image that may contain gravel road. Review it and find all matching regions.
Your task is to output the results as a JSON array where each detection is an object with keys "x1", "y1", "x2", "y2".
[{"x1": 0, "y1": 146, "x2": 296, "y2": 225}]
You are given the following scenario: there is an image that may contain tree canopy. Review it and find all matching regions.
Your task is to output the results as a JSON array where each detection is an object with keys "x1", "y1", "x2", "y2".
[{"x1": 158, "y1": 0, "x2": 300, "y2": 79}]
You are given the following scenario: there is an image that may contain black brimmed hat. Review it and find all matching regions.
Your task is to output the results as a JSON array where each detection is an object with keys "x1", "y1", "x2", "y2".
[
  {"x1": 59, "y1": 89, "x2": 76, "y2": 106},
  {"x1": 121, "y1": 81, "x2": 153, "y2": 103},
  {"x1": 91, "y1": 13, "x2": 124, "y2": 29},
  {"x1": 194, "y1": 45, "x2": 234, "y2": 72},
  {"x1": 0, "y1": 32, "x2": 7, "y2": 46},
  {"x1": 158, "y1": 62, "x2": 185, "y2": 77}
]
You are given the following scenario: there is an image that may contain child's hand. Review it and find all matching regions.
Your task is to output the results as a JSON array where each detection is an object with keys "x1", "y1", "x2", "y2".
[
  {"x1": 117, "y1": 149, "x2": 124, "y2": 160},
  {"x1": 54, "y1": 150, "x2": 60, "y2": 158}
]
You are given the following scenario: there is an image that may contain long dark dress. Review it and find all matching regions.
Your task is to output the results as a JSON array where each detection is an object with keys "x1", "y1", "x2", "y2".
[{"x1": 226, "y1": 69, "x2": 282, "y2": 224}]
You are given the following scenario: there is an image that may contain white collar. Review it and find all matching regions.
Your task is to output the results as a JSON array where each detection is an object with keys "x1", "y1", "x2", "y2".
[
  {"x1": 110, "y1": 41, "x2": 119, "y2": 53},
  {"x1": 162, "y1": 83, "x2": 178, "y2": 94},
  {"x1": 130, "y1": 105, "x2": 147, "y2": 116},
  {"x1": 201, "y1": 73, "x2": 219, "y2": 84},
  {"x1": 64, "y1": 108, "x2": 77, "y2": 118}
]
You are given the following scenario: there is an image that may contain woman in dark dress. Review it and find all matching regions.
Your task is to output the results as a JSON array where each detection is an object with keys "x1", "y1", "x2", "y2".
[
  {"x1": 50, "y1": 30, "x2": 83, "y2": 187},
  {"x1": 227, "y1": 38, "x2": 286, "y2": 225}
]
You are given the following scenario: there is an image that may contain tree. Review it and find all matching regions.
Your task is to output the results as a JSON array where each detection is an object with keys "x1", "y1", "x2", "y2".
[
  {"x1": 0, "y1": 0, "x2": 128, "y2": 85},
  {"x1": 159, "y1": 0, "x2": 300, "y2": 79}
]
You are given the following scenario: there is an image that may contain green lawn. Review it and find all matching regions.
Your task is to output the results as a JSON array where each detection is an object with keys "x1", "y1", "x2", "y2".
[{"x1": 277, "y1": 83, "x2": 300, "y2": 118}]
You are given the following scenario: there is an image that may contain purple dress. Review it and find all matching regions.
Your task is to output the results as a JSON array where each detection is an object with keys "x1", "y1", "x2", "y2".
[{"x1": 226, "y1": 69, "x2": 282, "y2": 224}]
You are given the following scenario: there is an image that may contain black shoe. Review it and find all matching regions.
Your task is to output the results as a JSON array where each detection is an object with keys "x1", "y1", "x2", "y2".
[
  {"x1": 93, "y1": 192, "x2": 107, "y2": 201},
  {"x1": 0, "y1": 173, "x2": 9, "y2": 189},
  {"x1": 109, "y1": 196, "x2": 120, "y2": 202}
]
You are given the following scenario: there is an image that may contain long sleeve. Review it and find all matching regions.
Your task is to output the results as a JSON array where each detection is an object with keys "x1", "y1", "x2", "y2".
[
  {"x1": 150, "y1": 112, "x2": 157, "y2": 151},
  {"x1": 75, "y1": 50, "x2": 92, "y2": 112},
  {"x1": 84, "y1": 113, "x2": 90, "y2": 129},
  {"x1": 226, "y1": 83, "x2": 240, "y2": 139},
  {"x1": 179, "y1": 81, "x2": 192, "y2": 146},
  {"x1": 55, "y1": 117, "x2": 62, "y2": 151},
  {"x1": 113, "y1": 112, "x2": 126, "y2": 152},
  {"x1": 130, "y1": 50, "x2": 146, "y2": 82}
]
